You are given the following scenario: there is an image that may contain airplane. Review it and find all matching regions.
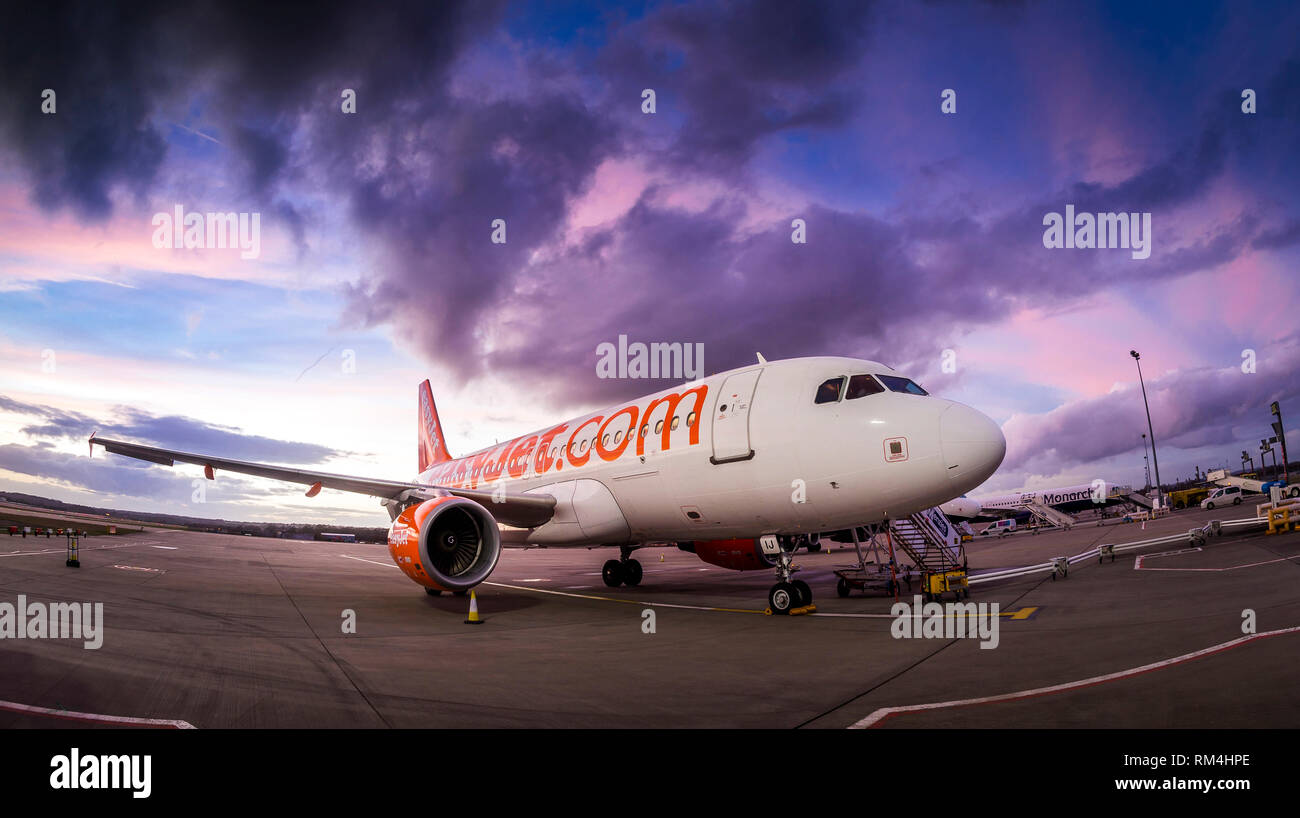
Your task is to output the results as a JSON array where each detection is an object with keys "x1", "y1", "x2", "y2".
[
  {"x1": 940, "y1": 481, "x2": 1141, "y2": 523},
  {"x1": 88, "y1": 355, "x2": 1005, "y2": 614}
]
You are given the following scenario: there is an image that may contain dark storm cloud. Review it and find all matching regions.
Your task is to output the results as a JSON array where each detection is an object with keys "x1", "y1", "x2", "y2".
[
  {"x1": 0, "y1": 0, "x2": 500, "y2": 215},
  {"x1": 597, "y1": 0, "x2": 874, "y2": 167},
  {"x1": 0, "y1": 395, "x2": 351, "y2": 465}
]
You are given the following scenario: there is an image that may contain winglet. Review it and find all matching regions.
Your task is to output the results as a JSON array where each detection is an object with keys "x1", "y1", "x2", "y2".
[
  {"x1": 418, "y1": 380, "x2": 453, "y2": 472},
  {"x1": 756, "y1": 352, "x2": 767, "y2": 364}
]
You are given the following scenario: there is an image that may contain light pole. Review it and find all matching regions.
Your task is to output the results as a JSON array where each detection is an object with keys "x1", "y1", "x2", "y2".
[
  {"x1": 1141, "y1": 433, "x2": 1151, "y2": 490},
  {"x1": 1130, "y1": 350, "x2": 1162, "y2": 497},
  {"x1": 1272, "y1": 401, "x2": 1289, "y2": 485}
]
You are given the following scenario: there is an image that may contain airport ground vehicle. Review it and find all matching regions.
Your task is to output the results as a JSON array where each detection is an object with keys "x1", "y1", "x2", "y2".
[
  {"x1": 979, "y1": 518, "x2": 1017, "y2": 536},
  {"x1": 1202, "y1": 485, "x2": 1244, "y2": 509},
  {"x1": 1168, "y1": 486, "x2": 1211, "y2": 509}
]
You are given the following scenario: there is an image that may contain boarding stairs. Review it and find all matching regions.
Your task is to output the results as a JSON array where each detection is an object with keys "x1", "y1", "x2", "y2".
[
  {"x1": 1021, "y1": 500, "x2": 1075, "y2": 530},
  {"x1": 886, "y1": 507, "x2": 965, "y2": 575},
  {"x1": 1123, "y1": 491, "x2": 1154, "y2": 509}
]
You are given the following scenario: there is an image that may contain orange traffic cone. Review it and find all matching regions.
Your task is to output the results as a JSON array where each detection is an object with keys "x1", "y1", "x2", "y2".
[{"x1": 464, "y1": 591, "x2": 484, "y2": 625}]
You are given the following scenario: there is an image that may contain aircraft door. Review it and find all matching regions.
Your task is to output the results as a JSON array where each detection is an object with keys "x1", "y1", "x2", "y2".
[{"x1": 711, "y1": 368, "x2": 761, "y2": 464}]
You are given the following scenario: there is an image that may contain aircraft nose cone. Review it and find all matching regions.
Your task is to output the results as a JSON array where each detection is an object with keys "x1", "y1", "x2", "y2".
[{"x1": 939, "y1": 403, "x2": 1006, "y2": 486}]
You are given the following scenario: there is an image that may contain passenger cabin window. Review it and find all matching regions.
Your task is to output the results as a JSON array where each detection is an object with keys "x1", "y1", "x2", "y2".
[
  {"x1": 877, "y1": 375, "x2": 929, "y2": 396},
  {"x1": 846, "y1": 374, "x2": 885, "y2": 400},
  {"x1": 815, "y1": 377, "x2": 846, "y2": 404}
]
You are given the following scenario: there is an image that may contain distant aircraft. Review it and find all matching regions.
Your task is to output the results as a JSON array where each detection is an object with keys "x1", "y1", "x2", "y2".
[
  {"x1": 90, "y1": 356, "x2": 1005, "y2": 613},
  {"x1": 940, "y1": 481, "x2": 1141, "y2": 523}
]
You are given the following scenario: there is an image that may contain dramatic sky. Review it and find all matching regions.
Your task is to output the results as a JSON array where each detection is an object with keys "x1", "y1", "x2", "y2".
[{"x1": 1, "y1": 0, "x2": 1298, "y2": 524}]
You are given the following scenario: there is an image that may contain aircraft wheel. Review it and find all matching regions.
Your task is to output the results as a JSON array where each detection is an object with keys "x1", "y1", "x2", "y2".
[
  {"x1": 425, "y1": 588, "x2": 442, "y2": 597},
  {"x1": 791, "y1": 580, "x2": 812, "y2": 607},
  {"x1": 622, "y1": 559, "x2": 643, "y2": 587},
  {"x1": 601, "y1": 559, "x2": 625, "y2": 588},
  {"x1": 836, "y1": 578, "x2": 850, "y2": 598},
  {"x1": 768, "y1": 582, "x2": 795, "y2": 615}
]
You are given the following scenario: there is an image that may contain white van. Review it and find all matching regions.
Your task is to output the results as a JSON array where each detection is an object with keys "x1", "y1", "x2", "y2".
[
  {"x1": 1201, "y1": 486, "x2": 1243, "y2": 510},
  {"x1": 979, "y1": 518, "x2": 1017, "y2": 537}
]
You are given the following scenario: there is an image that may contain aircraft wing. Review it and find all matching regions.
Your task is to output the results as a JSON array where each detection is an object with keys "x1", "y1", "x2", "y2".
[{"x1": 88, "y1": 434, "x2": 556, "y2": 528}]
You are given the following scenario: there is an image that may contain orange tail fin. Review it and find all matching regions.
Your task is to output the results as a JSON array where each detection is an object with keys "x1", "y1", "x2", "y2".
[{"x1": 418, "y1": 380, "x2": 452, "y2": 472}]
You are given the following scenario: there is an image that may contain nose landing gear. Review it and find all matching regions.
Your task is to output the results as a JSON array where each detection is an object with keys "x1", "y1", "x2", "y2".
[{"x1": 766, "y1": 535, "x2": 814, "y2": 615}]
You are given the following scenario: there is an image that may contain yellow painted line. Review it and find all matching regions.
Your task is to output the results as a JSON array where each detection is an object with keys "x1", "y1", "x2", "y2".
[
  {"x1": 483, "y1": 581, "x2": 767, "y2": 614},
  {"x1": 1010, "y1": 606, "x2": 1038, "y2": 620}
]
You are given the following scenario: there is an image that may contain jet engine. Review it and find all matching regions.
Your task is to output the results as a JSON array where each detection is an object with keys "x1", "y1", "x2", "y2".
[
  {"x1": 678, "y1": 538, "x2": 777, "y2": 571},
  {"x1": 388, "y1": 496, "x2": 502, "y2": 592}
]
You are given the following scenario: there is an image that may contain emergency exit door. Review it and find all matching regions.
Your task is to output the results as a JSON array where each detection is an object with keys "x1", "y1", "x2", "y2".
[{"x1": 710, "y1": 368, "x2": 761, "y2": 464}]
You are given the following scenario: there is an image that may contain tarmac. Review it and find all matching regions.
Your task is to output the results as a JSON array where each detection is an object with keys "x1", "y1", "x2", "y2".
[{"x1": 1, "y1": 503, "x2": 1297, "y2": 728}]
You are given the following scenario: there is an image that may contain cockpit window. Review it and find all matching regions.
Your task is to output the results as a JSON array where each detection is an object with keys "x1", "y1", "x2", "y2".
[
  {"x1": 846, "y1": 374, "x2": 885, "y2": 400},
  {"x1": 815, "y1": 377, "x2": 845, "y2": 404},
  {"x1": 877, "y1": 375, "x2": 929, "y2": 396}
]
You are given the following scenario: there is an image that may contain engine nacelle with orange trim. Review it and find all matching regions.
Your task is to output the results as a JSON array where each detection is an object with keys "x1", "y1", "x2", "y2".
[
  {"x1": 678, "y1": 538, "x2": 777, "y2": 571},
  {"x1": 388, "y1": 496, "x2": 502, "y2": 592}
]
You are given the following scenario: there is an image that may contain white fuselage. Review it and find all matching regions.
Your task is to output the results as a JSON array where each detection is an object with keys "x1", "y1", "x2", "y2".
[{"x1": 417, "y1": 356, "x2": 1006, "y2": 545}]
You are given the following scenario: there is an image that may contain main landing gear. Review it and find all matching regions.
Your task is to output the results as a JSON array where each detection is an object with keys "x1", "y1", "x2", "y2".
[
  {"x1": 767, "y1": 535, "x2": 814, "y2": 615},
  {"x1": 602, "y1": 546, "x2": 643, "y2": 588}
]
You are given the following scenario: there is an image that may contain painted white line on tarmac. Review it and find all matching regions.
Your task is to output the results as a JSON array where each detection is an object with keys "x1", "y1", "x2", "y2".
[
  {"x1": 339, "y1": 554, "x2": 397, "y2": 569},
  {"x1": 0, "y1": 699, "x2": 195, "y2": 729},
  {"x1": 849, "y1": 624, "x2": 1300, "y2": 729},
  {"x1": 1135, "y1": 551, "x2": 1300, "y2": 572},
  {"x1": 0, "y1": 542, "x2": 150, "y2": 558}
]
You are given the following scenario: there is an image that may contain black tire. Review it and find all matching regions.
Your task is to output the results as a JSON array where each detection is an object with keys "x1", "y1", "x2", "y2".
[
  {"x1": 769, "y1": 582, "x2": 795, "y2": 614},
  {"x1": 601, "y1": 559, "x2": 624, "y2": 588},
  {"x1": 1290, "y1": 487, "x2": 1299, "y2": 499},
  {"x1": 807, "y1": 542, "x2": 822, "y2": 553},
  {"x1": 1233, "y1": 497, "x2": 1241, "y2": 505},
  {"x1": 623, "y1": 559, "x2": 643, "y2": 587},
  {"x1": 1206, "y1": 502, "x2": 1215, "y2": 510},
  {"x1": 424, "y1": 588, "x2": 442, "y2": 596},
  {"x1": 791, "y1": 580, "x2": 812, "y2": 607},
  {"x1": 836, "y1": 578, "x2": 850, "y2": 598},
  {"x1": 1175, "y1": 501, "x2": 1186, "y2": 509}
]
